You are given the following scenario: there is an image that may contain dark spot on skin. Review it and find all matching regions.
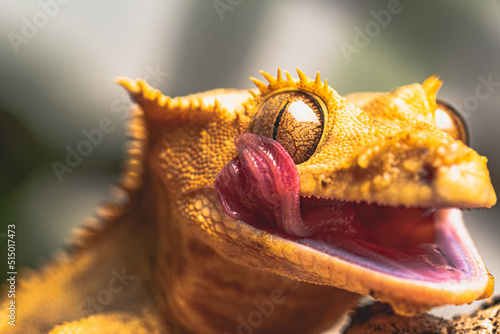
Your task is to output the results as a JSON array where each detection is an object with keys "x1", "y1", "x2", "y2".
[
  {"x1": 369, "y1": 289, "x2": 374, "y2": 296},
  {"x1": 419, "y1": 164, "x2": 436, "y2": 185},
  {"x1": 321, "y1": 179, "x2": 328, "y2": 187},
  {"x1": 390, "y1": 324, "x2": 400, "y2": 332}
]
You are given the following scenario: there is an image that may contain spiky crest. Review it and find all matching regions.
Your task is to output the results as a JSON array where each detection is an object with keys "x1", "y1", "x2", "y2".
[
  {"x1": 246, "y1": 68, "x2": 342, "y2": 117},
  {"x1": 116, "y1": 77, "x2": 231, "y2": 124}
]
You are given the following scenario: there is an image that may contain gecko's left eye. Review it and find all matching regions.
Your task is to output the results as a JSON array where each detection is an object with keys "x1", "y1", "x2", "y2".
[
  {"x1": 251, "y1": 90, "x2": 327, "y2": 164},
  {"x1": 435, "y1": 100, "x2": 469, "y2": 146}
]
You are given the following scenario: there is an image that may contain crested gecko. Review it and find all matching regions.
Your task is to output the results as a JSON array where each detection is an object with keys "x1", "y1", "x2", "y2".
[{"x1": 0, "y1": 69, "x2": 496, "y2": 333}]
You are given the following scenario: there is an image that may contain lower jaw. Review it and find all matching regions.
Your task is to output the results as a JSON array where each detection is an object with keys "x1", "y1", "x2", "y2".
[
  {"x1": 214, "y1": 197, "x2": 491, "y2": 313},
  {"x1": 268, "y1": 201, "x2": 480, "y2": 284}
]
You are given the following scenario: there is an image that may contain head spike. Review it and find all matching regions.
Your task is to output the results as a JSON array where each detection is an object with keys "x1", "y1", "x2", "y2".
[
  {"x1": 296, "y1": 69, "x2": 309, "y2": 84},
  {"x1": 314, "y1": 72, "x2": 322, "y2": 87},
  {"x1": 214, "y1": 98, "x2": 221, "y2": 110},
  {"x1": 276, "y1": 68, "x2": 283, "y2": 83},
  {"x1": 248, "y1": 89, "x2": 258, "y2": 98},
  {"x1": 284, "y1": 70, "x2": 294, "y2": 82},
  {"x1": 157, "y1": 93, "x2": 171, "y2": 107},
  {"x1": 422, "y1": 75, "x2": 442, "y2": 103},
  {"x1": 168, "y1": 97, "x2": 180, "y2": 109},
  {"x1": 259, "y1": 70, "x2": 276, "y2": 85},
  {"x1": 250, "y1": 77, "x2": 268, "y2": 92},
  {"x1": 323, "y1": 79, "x2": 329, "y2": 95},
  {"x1": 115, "y1": 77, "x2": 139, "y2": 94},
  {"x1": 197, "y1": 96, "x2": 204, "y2": 109}
]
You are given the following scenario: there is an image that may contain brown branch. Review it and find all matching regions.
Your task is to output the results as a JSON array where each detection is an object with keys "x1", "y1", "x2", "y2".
[{"x1": 344, "y1": 296, "x2": 500, "y2": 333}]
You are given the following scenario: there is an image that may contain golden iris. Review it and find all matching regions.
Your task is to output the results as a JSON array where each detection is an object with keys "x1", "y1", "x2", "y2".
[{"x1": 251, "y1": 90, "x2": 327, "y2": 164}]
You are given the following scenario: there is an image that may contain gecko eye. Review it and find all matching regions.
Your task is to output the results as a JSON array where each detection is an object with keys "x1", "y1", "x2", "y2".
[
  {"x1": 251, "y1": 90, "x2": 327, "y2": 164},
  {"x1": 435, "y1": 100, "x2": 469, "y2": 146}
]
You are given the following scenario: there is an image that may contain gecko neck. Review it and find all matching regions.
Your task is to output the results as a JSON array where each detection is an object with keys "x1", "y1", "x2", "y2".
[{"x1": 147, "y1": 170, "x2": 359, "y2": 333}]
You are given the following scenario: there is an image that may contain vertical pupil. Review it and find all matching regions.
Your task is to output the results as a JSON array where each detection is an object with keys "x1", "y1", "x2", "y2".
[{"x1": 273, "y1": 100, "x2": 291, "y2": 140}]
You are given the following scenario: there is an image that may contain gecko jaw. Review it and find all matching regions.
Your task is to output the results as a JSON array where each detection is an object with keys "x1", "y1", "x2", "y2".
[{"x1": 214, "y1": 133, "x2": 493, "y2": 313}]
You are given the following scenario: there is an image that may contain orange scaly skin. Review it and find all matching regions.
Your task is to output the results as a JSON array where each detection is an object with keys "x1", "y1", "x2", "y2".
[{"x1": 0, "y1": 69, "x2": 496, "y2": 333}]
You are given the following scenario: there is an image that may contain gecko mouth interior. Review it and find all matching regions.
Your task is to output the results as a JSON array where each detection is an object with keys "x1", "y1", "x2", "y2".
[
  {"x1": 215, "y1": 133, "x2": 474, "y2": 283},
  {"x1": 296, "y1": 199, "x2": 465, "y2": 282}
]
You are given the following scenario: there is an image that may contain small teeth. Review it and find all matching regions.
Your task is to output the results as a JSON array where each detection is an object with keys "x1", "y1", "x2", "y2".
[{"x1": 422, "y1": 207, "x2": 437, "y2": 216}]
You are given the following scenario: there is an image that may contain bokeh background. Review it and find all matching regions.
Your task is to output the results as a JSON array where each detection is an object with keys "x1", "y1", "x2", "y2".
[{"x1": 0, "y1": 0, "x2": 499, "y2": 329}]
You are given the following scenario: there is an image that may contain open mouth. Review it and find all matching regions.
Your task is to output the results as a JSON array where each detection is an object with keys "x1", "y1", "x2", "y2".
[
  {"x1": 215, "y1": 133, "x2": 488, "y2": 288},
  {"x1": 296, "y1": 201, "x2": 467, "y2": 283}
]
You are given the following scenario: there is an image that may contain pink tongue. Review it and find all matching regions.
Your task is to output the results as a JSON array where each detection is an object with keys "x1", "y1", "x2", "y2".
[{"x1": 215, "y1": 133, "x2": 331, "y2": 237}]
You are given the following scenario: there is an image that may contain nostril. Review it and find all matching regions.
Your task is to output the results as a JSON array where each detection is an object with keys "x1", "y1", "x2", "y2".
[{"x1": 419, "y1": 164, "x2": 436, "y2": 185}]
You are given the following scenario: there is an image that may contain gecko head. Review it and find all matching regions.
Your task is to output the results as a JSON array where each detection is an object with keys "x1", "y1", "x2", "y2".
[
  {"x1": 214, "y1": 69, "x2": 496, "y2": 315},
  {"x1": 118, "y1": 69, "x2": 496, "y2": 316}
]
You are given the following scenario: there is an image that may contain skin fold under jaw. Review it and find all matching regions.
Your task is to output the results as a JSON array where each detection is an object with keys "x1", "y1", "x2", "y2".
[{"x1": 0, "y1": 69, "x2": 496, "y2": 333}]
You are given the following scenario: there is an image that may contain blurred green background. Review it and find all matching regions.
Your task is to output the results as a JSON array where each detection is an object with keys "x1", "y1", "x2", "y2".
[{"x1": 0, "y1": 0, "x2": 499, "y2": 321}]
